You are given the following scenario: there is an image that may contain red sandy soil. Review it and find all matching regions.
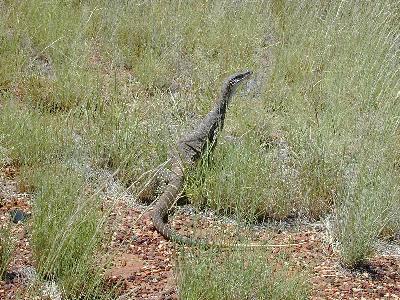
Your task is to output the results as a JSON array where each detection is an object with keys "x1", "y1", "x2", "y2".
[
  {"x1": 0, "y1": 165, "x2": 34, "y2": 300},
  {"x1": 0, "y1": 165, "x2": 399, "y2": 299}
]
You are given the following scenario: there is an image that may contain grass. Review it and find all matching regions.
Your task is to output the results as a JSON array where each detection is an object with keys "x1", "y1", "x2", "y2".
[
  {"x1": 0, "y1": 101, "x2": 73, "y2": 167},
  {"x1": 87, "y1": 95, "x2": 170, "y2": 186},
  {"x1": 0, "y1": 0, "x2": 399, "y2": 297},
  {"x1": 30, "y1": 165, "x2": 108, "y2": 299},
  {"x1": 0, "y1": 225, "x2": 14, "y2": 280},
  {"x1": 177, "y1": 247, "x2": 310, "y2": 300}
]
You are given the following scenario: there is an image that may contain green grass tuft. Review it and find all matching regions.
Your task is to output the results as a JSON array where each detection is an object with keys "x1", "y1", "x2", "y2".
[
  {"x1": 0, "y1": 225, "x2": 14, "y2": 280},
  {"x1": 177, "y1": 247, "x2": 310, "y2": 300},
  {"x1": 30, "y1": 164, "x2": 108, "y2": 299}
]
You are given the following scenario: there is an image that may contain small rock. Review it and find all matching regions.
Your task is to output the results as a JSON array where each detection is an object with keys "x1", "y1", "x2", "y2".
[
  {"x1": 4, "y1": 271, "x2": 17, "y2": 283},
  {"x1": 9, "y1": 209, "x2": 30, "y2": 223}
]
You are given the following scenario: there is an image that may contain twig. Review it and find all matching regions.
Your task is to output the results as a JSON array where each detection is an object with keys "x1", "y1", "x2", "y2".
[
  {"x1": 29, "y1": 36, "x2": 64, "y2": 66},
  {"x1": 229, "y1": 241, "x2": 308, "y2": 248}
]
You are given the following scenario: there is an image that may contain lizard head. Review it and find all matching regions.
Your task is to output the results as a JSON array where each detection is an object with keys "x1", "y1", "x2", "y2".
[
  {"x1": 222, "y1": 70, "x2": 252, "y2": 97},
  {"x1": 227, "y1": 70, "x2": 252, "y2": 86}
]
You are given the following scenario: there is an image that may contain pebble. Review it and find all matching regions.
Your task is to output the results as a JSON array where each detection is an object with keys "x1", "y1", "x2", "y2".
[{"x1": 9, "y1": 209, "x2": 30, "y2": 224}]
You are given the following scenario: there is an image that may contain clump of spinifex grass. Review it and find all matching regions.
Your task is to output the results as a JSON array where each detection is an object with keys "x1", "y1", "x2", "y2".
[
  {"x1": 336, "y1": 130, "x2": 400, "y2": 268},
  {"x1": 177, "y1": 247, "x2": 310, "y2": 300},
  {"x1": 30, "y1": 164, "x2": 110, "y2": 299},
  {"x1": 0, "y1": 225, "x2": 14, "y2": 280},
  {"x1": 336, "y1": 168, "x2": 399, "y2": 268}
]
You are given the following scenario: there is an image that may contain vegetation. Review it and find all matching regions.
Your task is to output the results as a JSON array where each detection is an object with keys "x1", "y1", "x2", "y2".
[
  {"x1": 177, "y1": 248, "x2": 309, "y2": 300},
  {"x1": 30, "y1": 165, "x2": 108, "y2": 299},
  {"x1": 0, "y1": 0, "x2": 398, "y2": 297},
  {"x1": 0, "y1": 225, "x2": 14, "y2": 280}
]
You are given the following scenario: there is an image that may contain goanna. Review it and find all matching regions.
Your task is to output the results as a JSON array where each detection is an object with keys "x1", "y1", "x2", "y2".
[{"x1": 151, "y1": 70, "x2": 252, "y2": 246}]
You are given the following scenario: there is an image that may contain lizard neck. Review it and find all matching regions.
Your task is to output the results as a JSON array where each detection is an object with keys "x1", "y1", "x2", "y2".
[{"x1": 214, "y1": 85, "x2": 234, "y2": 128}]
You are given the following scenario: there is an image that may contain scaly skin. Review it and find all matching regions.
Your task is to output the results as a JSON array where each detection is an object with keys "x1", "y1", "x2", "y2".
[{"x1": 151, "y1": 70, "x2": 252, "y2": 246}]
